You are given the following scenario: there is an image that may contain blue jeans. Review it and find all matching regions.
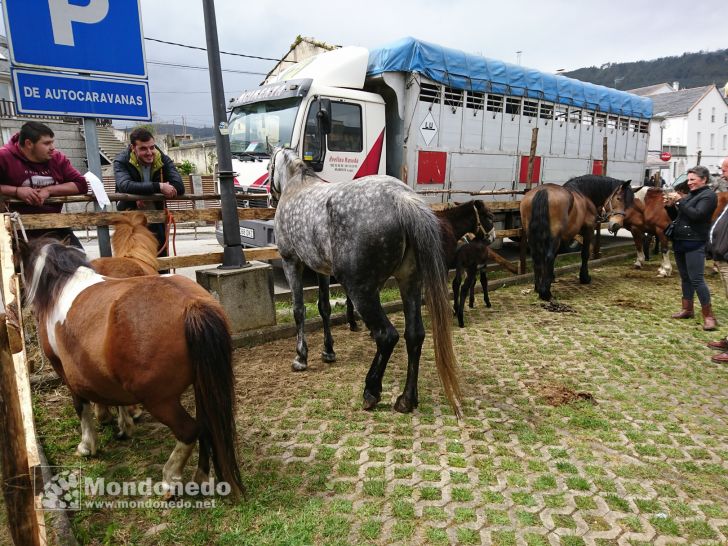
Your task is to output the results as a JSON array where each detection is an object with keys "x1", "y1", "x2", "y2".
[{"x1": 674, "y1": 244, "x2": 711, "y2": 305}]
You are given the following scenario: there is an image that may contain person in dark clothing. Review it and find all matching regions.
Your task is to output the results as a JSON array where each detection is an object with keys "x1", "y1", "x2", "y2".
[
  {"x1": 113, "y1": 128, "x2": 185, "y2": 256},
  {"x1": 0, "y1": 121, "x2": 88, "y2": 249},
  {"x1": 664, "y1": 165, "x2": 718, "y2": 330},
  {"x1": 706, "y1": 157, "x2": 728, "y2": 361}
]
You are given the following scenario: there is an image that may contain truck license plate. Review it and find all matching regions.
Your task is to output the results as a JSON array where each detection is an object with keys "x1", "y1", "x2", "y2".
[{"x1": 241, "y1": 227, "x2": 255, "y2": 239}]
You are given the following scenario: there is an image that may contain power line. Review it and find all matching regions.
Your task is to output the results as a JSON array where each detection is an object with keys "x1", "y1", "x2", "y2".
[
  {"x1": 147, "y1": 59, "x2": 266, "y2": 76},
  {"x1": 145, "y1": 36, "x2": 292, "y2": 63}
]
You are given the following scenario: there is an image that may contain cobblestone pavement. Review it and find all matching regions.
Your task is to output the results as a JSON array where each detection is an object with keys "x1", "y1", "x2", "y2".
[{"x1": 32, "y1": 259, "x2": 728, "y2": 544}]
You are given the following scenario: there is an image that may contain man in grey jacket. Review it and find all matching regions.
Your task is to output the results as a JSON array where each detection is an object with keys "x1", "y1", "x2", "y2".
[{"x1": 706, "y1": 156, "x2": 728, "y2": 362}]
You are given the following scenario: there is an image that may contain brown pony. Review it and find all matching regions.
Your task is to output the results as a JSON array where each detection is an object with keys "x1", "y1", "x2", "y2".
[
  {"x1": 605, "y1": 185, "x2": 728, "y2": 276},
  {"x1": 19, "y1": 239, "x2": 243, "y2": 498},
  {"x1": 90, "y1": 212, "x2": 159, "y2": 424},
  {"x1": 520, "y1": 175, "x2": 629, "y2": 301}
]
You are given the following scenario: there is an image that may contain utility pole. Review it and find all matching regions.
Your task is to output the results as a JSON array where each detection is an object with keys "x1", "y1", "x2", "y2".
[{"x1": 202, "y1": 0, "x2": 246, "y2": 268}]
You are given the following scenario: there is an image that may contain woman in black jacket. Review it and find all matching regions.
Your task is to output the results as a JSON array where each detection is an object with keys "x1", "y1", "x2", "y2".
[{"x1": 664, "y1": 166, "x2": 718, "y2": 330}]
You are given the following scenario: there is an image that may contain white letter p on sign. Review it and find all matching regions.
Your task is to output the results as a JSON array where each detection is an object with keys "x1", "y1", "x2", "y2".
[{"x1": 48, "y1": 0, "x2": 110, "y2": 47}]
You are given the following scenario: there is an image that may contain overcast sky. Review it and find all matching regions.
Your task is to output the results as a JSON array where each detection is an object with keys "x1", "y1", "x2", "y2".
[{"x1": 3, "y1": 0, "x2": 727, "y2": 127}]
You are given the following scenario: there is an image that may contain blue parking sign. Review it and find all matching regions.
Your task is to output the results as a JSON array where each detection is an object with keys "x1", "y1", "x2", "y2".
[
  {"x1": 3, "y1": 0, "x2": 147, "y2": 78},
  {"x1": 13, "y1": 69, "x2": 151, "y2": 121}
]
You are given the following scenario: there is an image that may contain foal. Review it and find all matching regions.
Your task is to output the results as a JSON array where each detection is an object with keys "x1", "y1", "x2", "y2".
[{"x1": 452, "y1": 234, "x2": 492, "y2": 328}]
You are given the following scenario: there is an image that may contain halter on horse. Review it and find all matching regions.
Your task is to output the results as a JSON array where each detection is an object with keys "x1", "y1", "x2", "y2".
[
  {"x1": 520, "y1": 175, "x2": 630, "y2": 301},
  {"x1": 19, "y1": 239, "x2": 243, "y2": 497},
  {"x1": 269, "y1": 147, "x2": 462, "y2": 415}
]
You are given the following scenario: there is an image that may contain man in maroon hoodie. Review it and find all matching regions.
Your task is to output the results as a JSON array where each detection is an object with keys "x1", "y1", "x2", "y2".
[{"x1": 0, "y1": 121, "x2": 88, "y2": 248}]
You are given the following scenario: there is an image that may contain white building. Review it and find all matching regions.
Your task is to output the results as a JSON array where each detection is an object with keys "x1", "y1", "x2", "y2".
[{"x1": 628, "y1": 83, "x2": 728, "y2": 184}]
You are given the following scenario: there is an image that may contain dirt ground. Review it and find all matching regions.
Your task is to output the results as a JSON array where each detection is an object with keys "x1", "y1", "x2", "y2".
[{"x1": 16, "y1": 258, "x2": 728, "y2": 544}]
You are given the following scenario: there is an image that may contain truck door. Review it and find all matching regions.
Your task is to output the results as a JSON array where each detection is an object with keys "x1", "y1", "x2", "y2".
[{"x1": 301, "y1": 98, "x2": 368, "y2": 182}]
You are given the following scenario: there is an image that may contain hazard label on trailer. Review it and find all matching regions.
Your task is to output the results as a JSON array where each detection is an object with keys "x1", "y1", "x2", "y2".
[{"x1": 419, "y1": 112, "x2": 438, "y2": 146}]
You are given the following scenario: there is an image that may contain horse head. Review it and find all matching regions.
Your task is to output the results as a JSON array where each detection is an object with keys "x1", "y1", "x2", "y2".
[
  {"x1": 604, "y1": 180, "x2": 634, "y2": 235},
  {"x1": 473, "y1": 200, "x2": 497, "y2": 243},
  {"x1": 268, "y1": 147, "x2": 305, "y2": 200}
]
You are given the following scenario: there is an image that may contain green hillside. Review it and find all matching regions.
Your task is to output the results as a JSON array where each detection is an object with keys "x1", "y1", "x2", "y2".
[{"x1": 564, "y1": 49, "x2": 728, "y2": 91}]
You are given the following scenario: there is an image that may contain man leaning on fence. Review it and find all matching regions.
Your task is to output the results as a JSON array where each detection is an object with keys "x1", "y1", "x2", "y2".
[
  {"x1": 113, "y1": 127, "x2": 185, "y2": 257},
  {"x1": 707, "y1": 156, "x2": 728, "y2": 363},
  {"x1": 0, "y1": 121, "x2": 88, "y2": 249}
]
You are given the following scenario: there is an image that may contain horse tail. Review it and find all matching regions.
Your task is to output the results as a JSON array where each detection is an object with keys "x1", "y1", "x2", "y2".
[
  {"x1": 395, "y1": 193, "x2": 462, "y2": 417},
  {"x1": 109, "y1": 212, "x2": 159, "y2": 271},
  {"x1": 185, "y1": 300, "x2": 244, "y2": 497},
  {"x1": 528, "y1": 189, "x2": 555, "y2": 299}
]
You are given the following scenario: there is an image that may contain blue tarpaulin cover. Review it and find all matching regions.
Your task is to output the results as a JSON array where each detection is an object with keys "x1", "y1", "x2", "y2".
[{"x1": 367, "y1": 37, "x2": 652, "y2": 119}]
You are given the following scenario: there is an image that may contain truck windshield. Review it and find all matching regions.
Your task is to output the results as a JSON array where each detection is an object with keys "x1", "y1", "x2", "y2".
[{"x1": 228, "y1": 97, "x2": 301, "y2": 155}]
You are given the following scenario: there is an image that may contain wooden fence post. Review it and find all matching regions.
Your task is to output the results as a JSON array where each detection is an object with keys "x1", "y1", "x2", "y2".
[
  {"x1": 526, "y1": 128, "x2": 539, "y2": 191},
  {"x1": 0, "y1": 216, "x2": 45, "y2": 545}
]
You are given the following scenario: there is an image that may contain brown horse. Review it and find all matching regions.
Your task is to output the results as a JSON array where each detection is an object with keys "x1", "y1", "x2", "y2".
[
  {"x1": 19, "y1": 238, "x2": 243, "y2": 498},
  {"x1": 452, "y1": 234, "x2": 492, "y2": 328},
  {"x1": 90, "y1": 212, "x2": 159, "y2": 425},
  {"x1": 91, "y1": 212, "x2": 159, "y2": 277},
  {"x1": 605, "y1": 185, "x2": 728, "y2": 276},
  {"x1": 520, "y1": 175, "x2": 629, "y2": 301}
]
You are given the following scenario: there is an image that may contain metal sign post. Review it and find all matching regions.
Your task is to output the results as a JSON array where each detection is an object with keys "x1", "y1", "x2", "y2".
[
  {"x1": 83, "y1": 119, "x2": 111, "y2": 256},
  {"x1": 202, "y1": 0, "x2": 246, "y2": 268}
]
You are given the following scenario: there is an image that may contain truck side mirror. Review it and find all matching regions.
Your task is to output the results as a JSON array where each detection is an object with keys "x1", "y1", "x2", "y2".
[{"x1": 318, "y1": 99, "x2": 332, "y2": 134}]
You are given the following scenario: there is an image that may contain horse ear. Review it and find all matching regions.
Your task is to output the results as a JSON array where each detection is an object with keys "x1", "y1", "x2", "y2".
[{"x1": 621, "y1": 180, "x2": 631, "y2": 188}]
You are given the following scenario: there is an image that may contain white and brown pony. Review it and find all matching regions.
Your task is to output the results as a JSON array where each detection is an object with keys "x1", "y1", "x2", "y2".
[{"x1": 18, "y1": 238, "x2": 243, "y2": 497}]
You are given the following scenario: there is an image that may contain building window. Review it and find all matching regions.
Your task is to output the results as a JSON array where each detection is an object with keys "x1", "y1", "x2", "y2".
[
  {"x1": 710, "y1": 133, "x2": 715, "y2": 149},
  {"x1": 697, "y1": 132, "x2": 701, "y2": 148},
  {"x1": 698, "y1": 109, "x2": 702, "y2": 120},
  {"x1": 505, "y1": 97, "x2": 521, "y2": 116},
  {"x1": 711, "y1": 107, "x2": 716, "y2": 122},
  {"x1": 725, "y1": 113, "x2": 728, "y2": 124},
  {"x1": 724, "y1": 134, "x2": 727, "y2": 150}
]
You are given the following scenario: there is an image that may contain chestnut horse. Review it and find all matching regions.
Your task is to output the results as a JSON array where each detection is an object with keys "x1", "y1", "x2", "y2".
[
  {"x1": 90, "y1": 212, "x2": 160, "y2": 425},
  {"x1": 605, "y1": 185, "x2": 728, "y2": 276},
  {"x1": 269, "y1": 147, "x2": 461, "y2": 415},
  {"x1": 19, "y1": 239, "x2": 243, "y2": 497},
  {"x1": 92, "y1": 212, "x2": 159, "y2": 277},
  {"x1": 520, "y1": 175, "x2": 629, "y2": 301}
]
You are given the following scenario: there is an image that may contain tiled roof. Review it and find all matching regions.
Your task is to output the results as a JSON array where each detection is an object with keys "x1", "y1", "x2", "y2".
[
  {"x1": 626, "y1": 83, "x2": 674, "y2": 96},
  {"x1": 650, "y1": 86, "x2": 714, "y2": 117}
]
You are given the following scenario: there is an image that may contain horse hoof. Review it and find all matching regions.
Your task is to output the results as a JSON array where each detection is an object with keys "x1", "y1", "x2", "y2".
[
  {"x1": 580, "y1": 276, "x2": 591, "y2": 284},
  {"x1": 362, "y1": 391, "x2": 380, "y2": 411},
  {"x1": 292, "y1": 359, "x2": 308, "y2": 372},
  {"x1": 76, "y1": 444, "x2": 95, "y2": 457},
  {"x1": 486, "y1": 302, "x2": 492, "y2": 308},
  {"x1": 348, "y1": 322, "x2": 361, "y2": 332},
  {"x1": 321, "y1": 351, "x2": 336, "y2": 363},
  {"x1": 393, "y1": 395, "x2": 415, "y2": 413},
  {"x1": 130, "y1": 405, "x2": 143, "y2": 421}
]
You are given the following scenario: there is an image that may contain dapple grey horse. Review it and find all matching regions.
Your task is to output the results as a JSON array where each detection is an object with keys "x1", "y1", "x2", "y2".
[{"x1": 269, "y1": 148, "x2": 462, "y2": 415}]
